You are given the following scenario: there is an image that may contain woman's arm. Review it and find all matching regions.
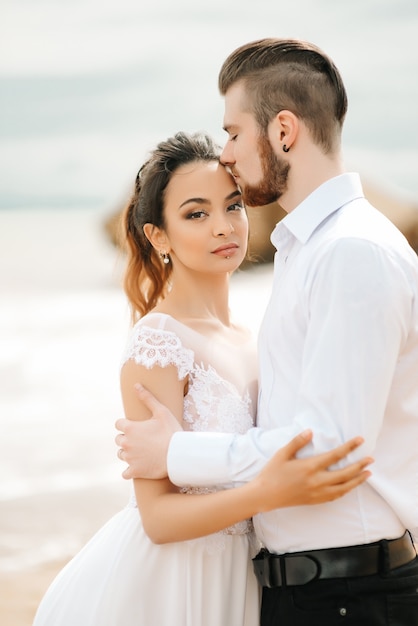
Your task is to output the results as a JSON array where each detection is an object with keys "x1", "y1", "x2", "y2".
[
  {"x1": 135, "y1": 436, "x2": 371, "y2": 545},
  {"x1": 121, "y1": 360, "x2": 372, "y2": 544}
]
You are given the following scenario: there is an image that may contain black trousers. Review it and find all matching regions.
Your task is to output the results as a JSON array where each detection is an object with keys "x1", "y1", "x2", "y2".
[{"x1": 260, "y1": 555, "x2": 418, "y2": 625}]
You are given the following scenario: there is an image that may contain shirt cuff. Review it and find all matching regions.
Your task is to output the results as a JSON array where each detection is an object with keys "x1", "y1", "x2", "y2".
[{"x1": 167, "y1": 431, "x2": 235, "y2": 487}]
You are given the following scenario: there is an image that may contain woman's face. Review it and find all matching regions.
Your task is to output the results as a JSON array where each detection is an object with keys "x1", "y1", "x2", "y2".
[{"x1": 161, "y1": 160, "x2": 248, "y2": 274}]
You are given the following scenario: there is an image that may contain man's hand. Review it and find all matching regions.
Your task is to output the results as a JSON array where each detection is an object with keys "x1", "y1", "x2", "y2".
[
  {"x1": 252, "y1": 432, "x2": 373, "y2": 511},
  {"x1": 115, "y1": 384, "x2": 182, "y2": 480}
]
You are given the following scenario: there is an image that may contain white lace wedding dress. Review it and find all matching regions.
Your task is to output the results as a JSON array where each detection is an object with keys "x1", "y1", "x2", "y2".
[{"x1": 33, "y1": 313, "x2": 260, "y2": 626}]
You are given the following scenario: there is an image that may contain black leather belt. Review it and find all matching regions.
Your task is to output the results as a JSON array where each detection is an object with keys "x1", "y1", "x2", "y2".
[{"x1": 253, "y1": 531, "x2": 417, "y2": 588}]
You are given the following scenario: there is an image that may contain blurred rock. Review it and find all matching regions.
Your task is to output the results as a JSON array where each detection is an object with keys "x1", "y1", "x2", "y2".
[{"x1": 362, "y1": 182, "x2": 418, "y2": 253}]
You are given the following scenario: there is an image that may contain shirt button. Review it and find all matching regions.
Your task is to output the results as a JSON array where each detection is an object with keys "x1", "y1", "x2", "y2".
[{"x1": 339, "y1": 607, "x2": 347, "y2": 616}]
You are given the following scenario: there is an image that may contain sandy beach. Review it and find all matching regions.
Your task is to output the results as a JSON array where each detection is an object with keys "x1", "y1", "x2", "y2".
[
  {"x1": 0, "y1": 208, "x2": 128, "y2": 625},
  {"x1": 1, "y1": 561, "x2": 65, "y2": 626},
  {"x1": 0, "y1": 486, "x2": 128, "y2": 626}
]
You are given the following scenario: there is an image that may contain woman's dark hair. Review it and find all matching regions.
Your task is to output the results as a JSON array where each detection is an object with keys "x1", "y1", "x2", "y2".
[{"x1": 123, "y1": 131, "x2": 222, "y2": 320}]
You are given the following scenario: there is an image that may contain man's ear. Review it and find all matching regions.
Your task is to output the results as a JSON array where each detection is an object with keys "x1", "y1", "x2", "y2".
[
  {"x1": 143, "y1": 223, "x2": 170, "y2": 253},
  {"x1": 268, "y1": 109, "x2": 299, "y2": 153}
]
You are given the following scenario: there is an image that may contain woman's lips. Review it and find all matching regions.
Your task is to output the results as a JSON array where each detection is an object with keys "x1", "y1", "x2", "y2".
[{"x1": 212, "y1": 243, "x2": 239, "y2": 257}]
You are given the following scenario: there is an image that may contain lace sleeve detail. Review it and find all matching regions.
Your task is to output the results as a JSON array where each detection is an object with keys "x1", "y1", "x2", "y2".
[{"x1": 122, "y1": 325, "x2": 194, "y2": 380}]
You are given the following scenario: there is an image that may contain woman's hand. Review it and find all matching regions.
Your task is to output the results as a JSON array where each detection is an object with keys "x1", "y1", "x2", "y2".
[{"x1": 251, "y1": 431, "x2": 373, "y2": 512}]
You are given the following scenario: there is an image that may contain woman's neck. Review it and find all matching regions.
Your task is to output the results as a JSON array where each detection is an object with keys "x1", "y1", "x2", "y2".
[{"x1": 155, "y1": 272, "x2": 232, "y2": 327}]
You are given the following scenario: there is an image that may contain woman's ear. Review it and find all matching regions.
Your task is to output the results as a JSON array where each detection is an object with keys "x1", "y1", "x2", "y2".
[{"x1": 143, "y1": 223, "x2": 170, "y2": 253}]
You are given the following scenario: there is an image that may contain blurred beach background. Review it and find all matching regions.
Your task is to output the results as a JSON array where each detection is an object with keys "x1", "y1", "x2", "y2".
[{"x1": 1, "y1": 0, "x2": 418, "y2": 623}]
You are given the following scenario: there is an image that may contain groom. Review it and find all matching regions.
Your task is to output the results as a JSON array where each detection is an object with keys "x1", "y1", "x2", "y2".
[{"x1": 116, "y1": 39, "x2": 418, "y2": 625}]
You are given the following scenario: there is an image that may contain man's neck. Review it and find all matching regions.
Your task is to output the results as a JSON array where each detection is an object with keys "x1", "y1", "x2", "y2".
[{"x1": 280, "y1": 143, "x2": 345, "y2": 213}]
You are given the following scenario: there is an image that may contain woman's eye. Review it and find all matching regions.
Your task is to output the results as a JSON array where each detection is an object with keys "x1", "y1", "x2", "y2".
[
  {"x1": 230, "y1": 135, "x2": 238, "y2": 142},
  {"x1": 186, "y1": 210, "x2": 207, "y2": 220},
  {"x1": 227, "y1": 202, "x2": 244, "y2": 212}
]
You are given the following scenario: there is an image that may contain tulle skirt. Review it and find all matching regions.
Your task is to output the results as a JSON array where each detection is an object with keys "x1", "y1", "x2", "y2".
[{"x1": 33, "y1": 500, "x2": 260, "y2": 625}]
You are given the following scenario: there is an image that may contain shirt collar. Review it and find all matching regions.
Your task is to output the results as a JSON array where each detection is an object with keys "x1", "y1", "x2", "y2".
[{"x1": 272, "y1": 173, "x2": 364, "y2": 246}]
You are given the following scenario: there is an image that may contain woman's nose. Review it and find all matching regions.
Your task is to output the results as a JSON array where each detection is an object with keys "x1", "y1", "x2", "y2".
[{"x1": 214, "y1": 215, "x2": 234, "y2": 237}]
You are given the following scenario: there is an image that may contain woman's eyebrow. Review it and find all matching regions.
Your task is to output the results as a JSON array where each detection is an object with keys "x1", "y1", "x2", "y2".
[
  {"x1": 178, "y1": 189, "x2": 241, "y2": 210},
  {"x1": 178, "y1": 197, "x2": 209, "y2": 209},
  {"x1": 225, "y1": 189, "x2": 241, "y2": 201}
]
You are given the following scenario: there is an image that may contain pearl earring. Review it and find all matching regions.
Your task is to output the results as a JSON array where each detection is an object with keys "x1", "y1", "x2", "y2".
[{"x1": 160, "y1": 251, "x2": 170, "y2": 264}]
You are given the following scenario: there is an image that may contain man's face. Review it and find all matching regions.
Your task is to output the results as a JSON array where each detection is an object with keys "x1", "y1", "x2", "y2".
[{"x1": 221, "y1": 81, "x2": 290, "y2": 207}]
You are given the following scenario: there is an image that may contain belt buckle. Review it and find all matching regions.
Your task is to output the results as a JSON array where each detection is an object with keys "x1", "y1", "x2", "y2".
[
  {"x1": 253, "y1": 551, "x2": 320, "y2": 588},
  {"x1": 252, "y1": 551, "x2": 283, "y2": 588}
]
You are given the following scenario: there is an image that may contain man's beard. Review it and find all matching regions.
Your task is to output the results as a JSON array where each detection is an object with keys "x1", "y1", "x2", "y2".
[{"x1": 241, "y1": 133, "x2": 290, "y2": 208}]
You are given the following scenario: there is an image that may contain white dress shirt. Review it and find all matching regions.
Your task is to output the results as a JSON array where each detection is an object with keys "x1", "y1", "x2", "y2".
[{"x1": 167, "y1": 173, "x2": 418, "y2": 553}]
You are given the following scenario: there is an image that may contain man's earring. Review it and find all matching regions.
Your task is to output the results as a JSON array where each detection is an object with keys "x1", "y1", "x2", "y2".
[
  {"x1": 160, "y1": 251, "x2": 170, "y2": 265},
  {"x1": 283, "y1": 144, "x2": 290, "y2": 153}
]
